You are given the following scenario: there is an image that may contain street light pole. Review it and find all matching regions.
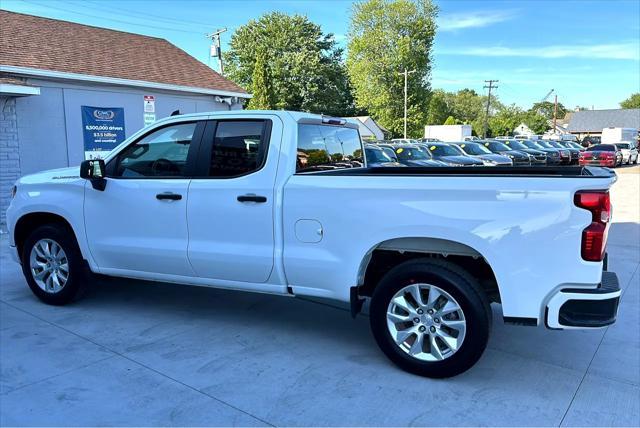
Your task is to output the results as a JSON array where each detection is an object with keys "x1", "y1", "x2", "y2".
[{"x1": 398, "y1": 68, "x2": 416, "y2": 139}]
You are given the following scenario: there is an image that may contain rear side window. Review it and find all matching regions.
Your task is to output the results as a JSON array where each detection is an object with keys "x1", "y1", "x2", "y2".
[
  {"x1": 297, "y1": 124, "x2": 363, "y2": 172},
  {"x1": 209, "y1": 121, "x2": 268, "y2": 177}
]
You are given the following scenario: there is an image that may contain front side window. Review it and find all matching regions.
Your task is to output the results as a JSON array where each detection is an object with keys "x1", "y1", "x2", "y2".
[
  {"x1": 209, "y1": 121, "x2": 267, "y2": 177},
  {"x1": 297, "y1": 124, "x2": 363, "y2": 172},
  {"x1": 114, "y1": 123, "x2": 196, "y2": 177}
]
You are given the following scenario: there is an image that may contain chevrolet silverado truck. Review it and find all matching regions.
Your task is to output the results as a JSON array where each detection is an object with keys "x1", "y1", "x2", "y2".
[{"x1": 6, "y1": 111, "x2": 621, "y2": 378}]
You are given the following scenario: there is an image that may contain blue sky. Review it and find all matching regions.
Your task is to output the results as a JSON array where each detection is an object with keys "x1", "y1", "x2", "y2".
[{"x1": 3, "y1": 0, "x2": 639, "y2": 109}]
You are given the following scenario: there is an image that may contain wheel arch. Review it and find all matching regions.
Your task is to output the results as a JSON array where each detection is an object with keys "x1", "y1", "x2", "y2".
[
  {"x1": 356, "y1": 237, "x2": 501, "y2": 304},
  {"x1": 14, "y1": 212, "x2": 78, "y2": 259}
]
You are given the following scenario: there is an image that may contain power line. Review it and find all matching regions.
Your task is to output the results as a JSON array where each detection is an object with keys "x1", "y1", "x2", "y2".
[
  {"x1": 483, "y1": 79, "x2": 498, "y2": 139},
  {"x1": 79, "y1": 0, "x2": 213, "y2": 29},
  {"x1": 19, "y1": 0, "x2": 204, "y2": 35}
]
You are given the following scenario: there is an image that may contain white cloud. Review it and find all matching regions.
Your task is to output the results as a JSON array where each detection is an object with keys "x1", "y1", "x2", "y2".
[
  {"x1": 440, "y1": 42, "x2": 640, "y2": 60},
  {"x1": 438, "y1": 10, "x2": 517, "y2": 31}
]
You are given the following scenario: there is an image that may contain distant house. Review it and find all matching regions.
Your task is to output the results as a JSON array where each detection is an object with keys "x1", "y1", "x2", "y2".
[
  {"x1": 514, "y1": 123, "x2": 534, "y2": 137},
  {"x1": 347, "y1": 116, "x2": 389, "y2": 141},
  {"x1": 0, "y1": 10, "x2": 250, "y2": 228},
  {"x1": 566, "y1": 109, "x2": 640, "y2": 139}
]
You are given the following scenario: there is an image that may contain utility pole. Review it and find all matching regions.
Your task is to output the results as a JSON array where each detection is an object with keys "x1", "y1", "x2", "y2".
[
  {"x1": 398, "y1": 68, "x2": 416, "y2": 138},
  {"x1": 207, "y1": 28, "x2": 227, "y2": 75},
  {"x1": 483, "y1": 80, "x2": 498, "y2": 138},
  {"x1": 553, "y1": 94, "x2": 558, "y2": 133}
]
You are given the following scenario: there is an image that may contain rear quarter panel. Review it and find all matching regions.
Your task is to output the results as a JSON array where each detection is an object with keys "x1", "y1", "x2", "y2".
[{"x1": 283, "y1": 174, "x2": 615, "y2": 319}]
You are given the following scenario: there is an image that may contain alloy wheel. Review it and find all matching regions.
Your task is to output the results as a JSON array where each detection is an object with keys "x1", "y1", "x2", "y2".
[
  {"x1": 386, "y1": 283, "x2": 466, "y2": 361},
  {"x1": 29, "y1": 238, "x2": 69, "y2": 293}
]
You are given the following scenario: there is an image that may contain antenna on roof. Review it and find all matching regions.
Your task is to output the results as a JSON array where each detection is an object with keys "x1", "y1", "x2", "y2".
[{"x1": 170, "y1": 110, "x2": 181, "y2": 116}]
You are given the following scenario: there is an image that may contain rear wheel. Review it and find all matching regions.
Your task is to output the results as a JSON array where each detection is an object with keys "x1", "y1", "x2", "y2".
[
  {"x1": 369, "y1": 258, "x2": 491, "y2": 378},
  {"x1": 21, "y1": 224, "x2": 87, "y2": 305}
]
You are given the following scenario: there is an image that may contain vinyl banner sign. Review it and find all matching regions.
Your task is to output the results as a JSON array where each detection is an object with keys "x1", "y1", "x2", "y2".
[{"x1": 81, "y1": 106, "x2": 126, "y2": 160}]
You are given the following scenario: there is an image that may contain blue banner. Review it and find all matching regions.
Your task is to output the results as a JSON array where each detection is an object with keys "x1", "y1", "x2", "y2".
[{"x1": 81, "y1": 106, "x2": 126, "y2": 159}]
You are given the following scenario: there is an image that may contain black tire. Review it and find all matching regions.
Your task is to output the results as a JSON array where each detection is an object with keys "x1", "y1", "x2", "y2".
[
  {"x1": 20, "y1": 224, "x2": 87, "y2": 305},
  {"x1": 370, "y1": 258, "x2": 491, "y2": 378}
]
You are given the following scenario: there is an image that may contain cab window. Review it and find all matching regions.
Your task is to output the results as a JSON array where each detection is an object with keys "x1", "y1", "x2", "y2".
[
  {"x1": 297, "y1": 124, "x2": 363, "y2": 172},
  {"x1": 113, "y1": 123, "x2": 196, "y2": 178},
  {"x1": 208, "y1": 121, "x2": 268, "y2": 177}
]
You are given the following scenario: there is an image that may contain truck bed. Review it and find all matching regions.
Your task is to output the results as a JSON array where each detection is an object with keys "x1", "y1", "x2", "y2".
[{"x1": 302, "y1": 166, "x2": 616, "y2": 178}]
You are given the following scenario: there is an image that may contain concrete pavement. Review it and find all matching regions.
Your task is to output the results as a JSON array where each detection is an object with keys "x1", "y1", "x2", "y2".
[{"x1": 1, "y1": 166, "x2": 638, "y2": 426}]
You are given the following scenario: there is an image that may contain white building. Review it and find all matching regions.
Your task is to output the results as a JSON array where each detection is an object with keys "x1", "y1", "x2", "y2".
[{"x1": 347, "y1": 116, "x2": 388, "y2": 141}]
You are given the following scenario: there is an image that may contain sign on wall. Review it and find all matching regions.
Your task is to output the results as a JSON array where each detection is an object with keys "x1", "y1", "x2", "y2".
[
  {"x1": 143, "y1": 95, "x2": 156, "y2": 126},
  {"x1": 81, "y1": 106, "x2": 126, "y2": 160}
]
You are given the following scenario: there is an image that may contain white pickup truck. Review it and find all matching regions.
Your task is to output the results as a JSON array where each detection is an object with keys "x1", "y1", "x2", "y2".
[{"x1": 6, "y1": 110, "x2": 621, "y2": 378}]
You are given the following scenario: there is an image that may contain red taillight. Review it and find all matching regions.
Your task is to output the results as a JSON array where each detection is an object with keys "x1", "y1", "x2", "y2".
[{"x1": 574, "y1": 191, "x2": 611, "y2": 261}]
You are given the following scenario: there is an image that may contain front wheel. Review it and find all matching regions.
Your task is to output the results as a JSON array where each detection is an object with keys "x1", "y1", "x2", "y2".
[
  {"x1": 369, "y1": 258, "x2": 491, "y2": 378},
  {"x1": 21, "y1": 224, "x2": 87, "y2": 305}
]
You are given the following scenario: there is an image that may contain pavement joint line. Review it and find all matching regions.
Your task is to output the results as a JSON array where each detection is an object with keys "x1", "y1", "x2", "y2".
[
  {"x1": 0, "y1": 355, "x2": 117, "y2": 396},
  {"x1": 0, "y1": 299, "x2": 276, "y2": 428},
  {"x1": 296, "y1": 296, "x2": 603, "y2": 377}
]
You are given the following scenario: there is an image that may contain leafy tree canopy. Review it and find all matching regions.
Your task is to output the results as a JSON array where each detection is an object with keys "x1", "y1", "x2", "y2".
[
  {"x1": 247, "y1": 49, "x2": 275, "y2": 110},
  {"x1": 225, "y1": 12, "x2": 356, "y2": 116},
  {"x1": 443, "y1": 115, "x2": 456, "y2": 125},
  {"x1": 347, "y1": 0, "x2": 437, "y2": 137},
  {"x1": 620, "y1": 93, "x2": 640, "y2": 109},
  {"x1": 531, "y1": 101, "x2": 567, "y2": 120}
]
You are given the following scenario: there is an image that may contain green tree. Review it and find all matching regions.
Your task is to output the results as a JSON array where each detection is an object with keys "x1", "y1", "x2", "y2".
[
  {"x1": 522, "y1": 111, "x2": 549, "y2": 134},
  {"x1": 448, "y1": 89, "x2": 484, "y2": 124},
  {"x1": 488, "y1": 104, "x2": 525, "y2": 137},
  {"x1": 247, "y1": 50, "x2": 275, "y2": 110},
  {"x1": 443, "y1": 115, "x2": 456, "y2": 125},
  {"x1": 531, "y1": 101, "x2": 566, "y2": 120},
  {"x1": 620, "y1": 93, "x2": 640, "y2": 109},
  {"x1": 225, "y1": 12, "x2": 355, "y2": 116},
  {"x1": 346, "y1": 0, "x2": 437, "y2": 137},
  {"x1": 426, "y1": 90, "x2": 451, "y2": 125}
]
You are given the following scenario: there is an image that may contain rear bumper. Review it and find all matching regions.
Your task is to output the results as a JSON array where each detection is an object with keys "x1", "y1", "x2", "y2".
[{"x1": 546, "y1": 271, "x2": 620, "y2": 329}]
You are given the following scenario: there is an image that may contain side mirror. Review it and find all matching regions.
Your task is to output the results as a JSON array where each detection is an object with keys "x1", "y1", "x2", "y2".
[{"x1": 80, "y1": 159, "x2": 107, "y2": 191}]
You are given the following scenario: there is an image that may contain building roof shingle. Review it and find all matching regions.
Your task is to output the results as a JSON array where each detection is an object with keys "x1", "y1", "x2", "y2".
[
  {"x1": 567, "y1": 109, "x2": 640, "y2": 133},
  {"x1": 0, "y1": 10, "x2": 246, "y2": 94}
]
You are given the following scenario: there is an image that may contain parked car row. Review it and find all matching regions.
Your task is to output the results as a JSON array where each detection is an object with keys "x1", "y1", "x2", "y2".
[
  {"x1": 364, "y1": 138, "x2": 597, "y2": 168},
  {"x1": 579, "y1": 143, "x2": 638, "y2": 167}
]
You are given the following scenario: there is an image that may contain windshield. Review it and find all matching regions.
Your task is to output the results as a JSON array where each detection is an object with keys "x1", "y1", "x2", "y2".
[
  {"x1": 615, "y1": 143, "x2": 630, "y2": 149},
  {"x1": 458, "y1": 143, "x2": 491, "y2": 155},
  {"x1": 429, "y1": 144, "x2": 462, "y2": 156},
  {"x1": 549, "y1": 141, "x2": 565, "y2": 149},
  {"x1": 395, "y1": 146, "x2": 429, "y2": 160},
  {"x1": 587, "y1": 144, "x2": 615, "y2": 151},
  {"x1": 503, "y1": 140, "x2": 529, "y2": 150},
  {"x1": 485, "y1": 141, "x2": 510, "y2": 151},
  {"x1": 537, "y1": 141, "x2": 555, "y2": 149},
  {"x1": 365, "y1": 147, "x2": 394, "y2": 163},
  {"x1": 523, "y1": 140, "x2": 544, "y2": 150},
  {"x1": 381, "y1": 147, "x2": 398, "y2": 160}
]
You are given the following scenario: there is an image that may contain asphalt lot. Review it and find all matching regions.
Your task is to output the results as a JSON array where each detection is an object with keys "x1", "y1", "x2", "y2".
[{"x1": 1, "y1": 165, "x2": 639, "y2": 427}]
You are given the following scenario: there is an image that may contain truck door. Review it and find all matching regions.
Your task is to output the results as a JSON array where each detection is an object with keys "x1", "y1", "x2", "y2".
[
  {"x1": 186, "y1": 116, "x2": 282, "y2": 285},
  {"x1": 85, "y1": 121, "x2": 205, "y2": 276}
]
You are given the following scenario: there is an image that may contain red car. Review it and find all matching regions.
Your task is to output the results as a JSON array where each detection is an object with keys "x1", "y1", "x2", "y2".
[{"x1": 579, "y1": 144, "x2": 623, "y2": 167}]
